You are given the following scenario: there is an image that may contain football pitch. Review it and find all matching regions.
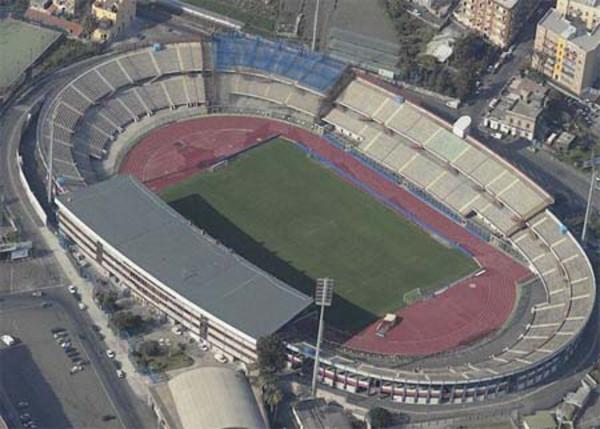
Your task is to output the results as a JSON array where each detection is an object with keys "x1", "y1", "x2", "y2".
[{"x1": 160, "y1": 139, "x2": 478, "y2": 331}]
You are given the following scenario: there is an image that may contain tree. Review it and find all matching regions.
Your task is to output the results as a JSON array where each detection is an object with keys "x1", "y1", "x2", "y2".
[
  {"x1": 81, "y1": 15, "x2": 96, "y2": 33},
  {"x1": 366, "y1": 407, "x2": 393, "y2": 429},
  {"x1": 138, "y1": 340, "x2": 162, "y2": 357},
  {"x1": 262, "y1": 383, "x2": 283, "y2": 415},
  {"x1": 256, "y1": 335, "x2": 286, "y2": 375},
  {"x1": 95, "y1": 289, "x2": 119, "y2": 313},
  {"x1": 110, "y1": 311, "x2": 145, "y2": 336}
]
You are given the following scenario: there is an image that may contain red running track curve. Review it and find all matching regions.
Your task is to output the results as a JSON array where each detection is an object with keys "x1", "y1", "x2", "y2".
[{"x1": 120, "y1": 115, "x2": 532, "y2": 356}]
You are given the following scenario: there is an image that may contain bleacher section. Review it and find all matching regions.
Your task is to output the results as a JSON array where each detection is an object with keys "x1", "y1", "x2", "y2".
[
  {"x1": 213, "y1": 33, "x2": 346, "y2": 94},
  {"x1": 41, "y1": 43, "x2": 206, "y2": 187},
  {"x1": 226, "y1": 72, "x2": 323, "y2": 117},
  {"x1": 324, "y1": 77, "x2": 554, "y2": 236}
]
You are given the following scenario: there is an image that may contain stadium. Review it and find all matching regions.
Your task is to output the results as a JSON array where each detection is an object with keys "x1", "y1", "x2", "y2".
[{"x1": 31, "y1": 34, "x2": 596, "y2": 405}]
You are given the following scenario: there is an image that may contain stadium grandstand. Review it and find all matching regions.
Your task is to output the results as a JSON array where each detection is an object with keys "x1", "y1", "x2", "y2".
[
  {"x1": 37, "y1": 41, "x2": 206, "y2": 189},
  {"x1": 212, "y1": 33, "x2": 347, "y2": 94},
  {"x1": 33, "y1": 35, "x2": 596, "y2": 405}
]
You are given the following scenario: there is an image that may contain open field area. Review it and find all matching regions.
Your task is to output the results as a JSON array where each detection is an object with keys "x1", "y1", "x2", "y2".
[
  {"x1": 160, "y1": 139, "x2": 478, "y2": 331},
  {"x1": 0, "y1": 19, "x2": 60, "y2": 89}
]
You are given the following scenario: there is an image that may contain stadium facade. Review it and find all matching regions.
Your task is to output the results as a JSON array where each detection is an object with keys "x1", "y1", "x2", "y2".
[{"x1": 33, "y1": 35, "x2": 596, "y2": 404}]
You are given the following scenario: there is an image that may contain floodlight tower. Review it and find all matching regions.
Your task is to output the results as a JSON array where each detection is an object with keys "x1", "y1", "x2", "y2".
[
  {"x1": 311, "y1": 277, "x2": 334, "y2": 397},
  {"x1": 311, "y1": 0, "x2": 320, "y2": 51}
]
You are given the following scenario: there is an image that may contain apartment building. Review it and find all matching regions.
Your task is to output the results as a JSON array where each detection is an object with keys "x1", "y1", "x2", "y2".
[
  {"x1": 453, "y1": 0, "x2": 534, "y2": 48},
  {"x1": 533, "y1": 8, "x2": 600, "y2": 96},
  {"x1": 556, "y1": 0, "x2": 600, "y2": 30},
  {"x1": 91, "y1": 0, "x2": 136, "y2": 41}
]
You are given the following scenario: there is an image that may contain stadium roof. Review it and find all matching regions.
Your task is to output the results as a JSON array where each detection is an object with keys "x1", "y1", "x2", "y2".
[{"x1": 58, "y1": 175, "x2": 312, "y2": 339}]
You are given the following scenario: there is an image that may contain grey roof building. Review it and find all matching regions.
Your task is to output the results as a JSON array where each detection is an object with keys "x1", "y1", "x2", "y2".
[
  {"x1": 57, "y1": 175, "x2": 312, "y2": 341},
  {"x1": 149, "y1": 366, "x2": 267, "y2": 429}
]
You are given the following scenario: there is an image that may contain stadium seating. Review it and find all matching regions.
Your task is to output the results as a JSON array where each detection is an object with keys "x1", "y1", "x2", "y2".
[
  {"x1": 73, "y1": 69, "x2": 113, "y2": 101},
  {"x1": 327, "y1": 77, "x2": 554, "y2": 236},
  {"x1": 54, "y1": 103, "x2": 81, "y2": 131},
  {"x1": 229, "y1": 73, "x2": 323, "y2": 117},
  {"x1": 213, "y1": 33, "x2": 346, "y2": 94},
  {"x1": 41, "y1": 42, "x2": 207, "y2": 187},
  {"x1": 104, "y1": 98, "x2": 136, "y2": 126},
  {"x1": 97, "y1": 60, "x2": 133, "y2": 89}
]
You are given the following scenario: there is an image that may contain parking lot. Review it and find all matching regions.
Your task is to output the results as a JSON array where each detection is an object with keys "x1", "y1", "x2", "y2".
[{"x1": 0, "y1": 295, "x2": 123, "y2": 429}]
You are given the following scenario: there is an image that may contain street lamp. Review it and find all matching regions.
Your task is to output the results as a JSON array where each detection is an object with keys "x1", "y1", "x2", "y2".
[
  {"x1": 311, "y1": 277, "x2": 333, "y2": 396},
  {"x1": 582, "y1": 150, "x2": 598, "y2": 243}
]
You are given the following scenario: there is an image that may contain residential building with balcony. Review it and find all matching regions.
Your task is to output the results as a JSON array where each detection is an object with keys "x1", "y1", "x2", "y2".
[
  {"x1": 453, "y1": 0, "x2": 535, "y2": 48},
  {"x1": 532, "y1": 8, "x2": 600, "y2": 96}
]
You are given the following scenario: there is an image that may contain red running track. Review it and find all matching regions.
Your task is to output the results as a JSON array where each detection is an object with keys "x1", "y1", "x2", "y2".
[{"x1": 120, "y1": 116, "x2": 532, "y2": 356}]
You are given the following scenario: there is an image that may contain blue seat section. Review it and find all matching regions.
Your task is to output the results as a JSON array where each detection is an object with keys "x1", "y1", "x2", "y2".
[{"x1": 213, "y1": 33, "x2": 346, "y2": 93}]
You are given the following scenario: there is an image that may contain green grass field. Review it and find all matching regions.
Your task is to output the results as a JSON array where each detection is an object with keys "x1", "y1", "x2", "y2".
[
  {"x1": 160, "y1": 139, "x2": 478, "y2": 332},
  {"x1": 0, "y1": 19, "x2": 60, "y2": 88}
]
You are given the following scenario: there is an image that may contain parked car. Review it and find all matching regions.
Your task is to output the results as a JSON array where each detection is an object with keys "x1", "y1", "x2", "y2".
[
  {"x1": 1, "y1": 335, "x2": 17, "y2": 346},
  {"x1": 68, "y1": 285, "x2": 77, "y2": 294},
  {"x1": 116, "y1": 369, "x2": 126, "y2": 379},
  {"x1": 70, "y1": 365, "x2": 83, "y2": 374},
  {"x1": 31, "y1": 291, "x2": 43, "y2": 297},
  {"x1": 106, "y1": 350, "x2": 116, "y2": 359}
]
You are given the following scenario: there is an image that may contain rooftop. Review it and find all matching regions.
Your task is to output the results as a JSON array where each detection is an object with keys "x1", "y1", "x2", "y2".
[
  {"x1": 494, "y1": 0, "x2": 519, "y2": 10},
  {"x1": 489, "y1": 78, "x2": 547, "y2": 122},
  {"x1": 58, "y1": 175, "x2": 312, "y2": 340},
  {"x1": 539, "y1": 8, "x2": 600, "y2": 51},
  {"x1": 151, "y1": 366, "x2": 266, "y2": 429},
  {"x1": 523, "y1": 411, "x2": 557, "y2": 429},
  {"x1": 24, "y1": 8, "x2": 84, "y2": 37},
  {"x1": 293, "y1": 399, "x2": 353, "y2": 429}
]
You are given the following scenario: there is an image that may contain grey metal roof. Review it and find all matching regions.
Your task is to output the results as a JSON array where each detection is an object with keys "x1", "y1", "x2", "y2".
[
  {"x1": 169, "y1": 366, "x2": 266, "y2": 429},
  {"x1": 58, "y1": 175, "x2": 312, "y2": 339}
]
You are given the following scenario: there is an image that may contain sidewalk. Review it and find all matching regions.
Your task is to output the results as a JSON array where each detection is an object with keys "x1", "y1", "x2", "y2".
[{"x1": 39, "y1": 227, "x2": 150, "y2": 399}]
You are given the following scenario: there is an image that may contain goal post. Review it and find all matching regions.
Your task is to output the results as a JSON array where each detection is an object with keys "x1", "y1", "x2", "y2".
[{"x1": 403, "y1": 288, "x2": 423, "y2": 305}]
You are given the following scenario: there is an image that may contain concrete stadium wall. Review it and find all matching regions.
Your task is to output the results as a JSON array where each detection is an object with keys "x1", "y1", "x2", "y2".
[{"x1": 17, "y1": 155, "x2": 47, "y2": 225}]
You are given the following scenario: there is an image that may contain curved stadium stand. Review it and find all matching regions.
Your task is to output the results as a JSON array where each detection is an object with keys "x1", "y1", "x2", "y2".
[{"x1": 38, "y1": 42, "x2": 206, "y2": 189}]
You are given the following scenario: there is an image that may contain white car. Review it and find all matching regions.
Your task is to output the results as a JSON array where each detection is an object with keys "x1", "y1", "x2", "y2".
[
  {"x1": 1, "y1": 335, "x2": 16, "y2": 346},
  {"x1": 31, "y1": 291, "x2": 43, "y2": 297},
  {"x1": 214, "y1": 353, "x2": 228, "y2": 364},
  {"x1": 106, "y1": 350, "x2": 116, "y2": 359},
  {"x1": 68, "y1": 285, "x2": 77, "y2": 294},
  {"x1": 70, "y1": 365, "x2": 83, "y2": 374},
  {"x1": 171, "y1": 325, "x2": 183, "y2": 336},
  {"x1": 78, "y1": 303, "x2": 87, "y2": 311},
  {"x1": 116, "y1": 369, "x2": 126, "y2": 378}
]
